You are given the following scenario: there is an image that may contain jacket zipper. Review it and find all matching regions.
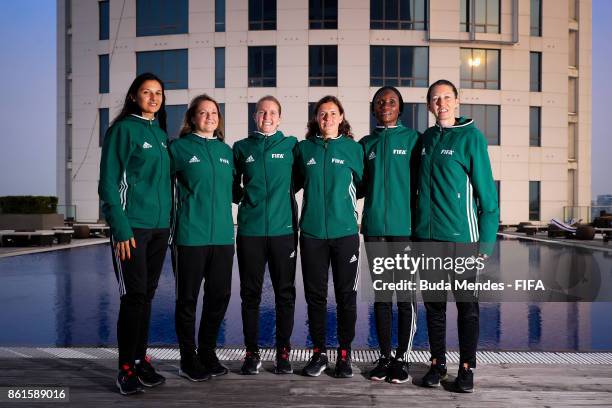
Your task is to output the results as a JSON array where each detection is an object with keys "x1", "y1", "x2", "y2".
[
  {"x1": 323, "y1": 140, "x2": 329, "y2": 239},
  {"x1": 383, "y1": 127, "x2": 388, "y2": 235},
  {"x1": 204, "y1": 139, "x2": 215, "y2": 242},
  {"x1": 262, "y1": 137, "x2": 269, "y2": 236},
  {"x1": 150, "y1": 119, "x2": 163, "y2": 228}
]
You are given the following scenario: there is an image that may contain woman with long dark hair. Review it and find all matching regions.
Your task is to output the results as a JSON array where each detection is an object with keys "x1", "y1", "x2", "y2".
[
  {"x1": 415, "y1": 79, "x2": 499, "y2": 393},
  {"x1": 361, "y1": 86, "x2": 420, "y2": 384},
  {"x1": 169, "y1": 94, "x2": 234, "y2": 382},
  {"x1": 232, "y1": 95, "x2": 298, "y2": 375},
  {"x1": 99, "y1": 72, "x2": 171, "y2": 395},
  {"x1": 294, "y1": 95, "x2": 363, "y2": 378}
]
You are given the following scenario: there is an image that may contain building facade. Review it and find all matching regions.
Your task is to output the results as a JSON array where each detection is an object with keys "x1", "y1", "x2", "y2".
[{"x1": 57, "y1": 0, "x2": 592, "y2": 224}]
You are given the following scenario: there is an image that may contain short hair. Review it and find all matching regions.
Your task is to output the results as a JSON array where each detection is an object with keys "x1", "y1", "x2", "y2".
[
  {"x1": 426, "y1": 79, "x2": 459, "y2": 103},
  {"x1": 371, "y1": 86, "x2": 404, "y2": 115}
]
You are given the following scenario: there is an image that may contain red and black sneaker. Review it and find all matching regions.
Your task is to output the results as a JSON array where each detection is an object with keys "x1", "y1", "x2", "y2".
[
  {"x1": 135, "y1": 356, "x2": 166, "y2": 388},
  {"x1": 302, "y1": 348, "x2": 329, "y2": 377},
  {"x1": 274, "y1": 346, "x2": 293, "y2": 374},
  {"x1": 116, "y1": 363, "x2": 143, "y2": 396},
  {"x1": 334, "y1": 348, "x2": 353, "y2": 378}
]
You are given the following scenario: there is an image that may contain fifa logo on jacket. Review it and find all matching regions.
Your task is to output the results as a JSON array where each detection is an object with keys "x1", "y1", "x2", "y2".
[
  {"x1": 440, "y1": 149, "x2": 454, "y2": 156},
  {"x1": 393, "y1": 149, "x2": 407, "y2": 155},
  {"x1": 271, "y1": 153, "x2": 284, "y2": 159},
  {"x1": 331, "y1": 158, "x2": 344, "y2": 164},
  {"x1": 219, "y1": 158, "x2": 230, "y2": 165}
]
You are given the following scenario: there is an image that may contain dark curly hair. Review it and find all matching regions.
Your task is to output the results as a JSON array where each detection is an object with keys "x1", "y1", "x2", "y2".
[{"x1": 305, "y1": 95, "x2": 353, "y2": 139}]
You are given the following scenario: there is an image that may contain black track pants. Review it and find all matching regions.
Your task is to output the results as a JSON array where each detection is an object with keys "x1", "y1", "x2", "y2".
[
  {"x1": 237, "y1": 234, "x2": 297, "y2": 352},
  {"x1": 300, "y1": 234, "x2": 360, "y2": 351},
  {"x1": 420, "y1": 241, "x2": 480, "y2": 368},
  {"x1": 364, "y1": 235, "x2": 417, "y2": 359},
  {"x1": 110, "y1": 228, "x2": 169, "y2": 368},
  {"x1": 173, "y1": 244, "x2": 234, "y2": 358}
]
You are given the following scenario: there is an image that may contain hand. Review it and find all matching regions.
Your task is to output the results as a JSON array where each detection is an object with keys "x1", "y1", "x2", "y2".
[{"x1": 115, "y1": 238, "x2": 136, "y2": 261}]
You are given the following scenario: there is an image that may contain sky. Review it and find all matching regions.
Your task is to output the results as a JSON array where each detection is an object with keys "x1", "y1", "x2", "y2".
[{"x1": 0, "y1": 0, "x2": 610, "y2": 198}]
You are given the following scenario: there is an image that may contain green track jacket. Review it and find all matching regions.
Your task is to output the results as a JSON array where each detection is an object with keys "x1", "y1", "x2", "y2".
[
  {"x1": 413, "y1": 117, "x2": 499, "y2": 255},
  {"x1": 169, "y1": 133, "x2": 235, "y2": 246},
  {"x1": 359, "y1": 123, "x2": 420, "y2": 237},
  {"x1": 98, "y1": 115, "x2": 171, "y2": 242},
  {"x1": 232, "y1": 131, "x2": 298, "y2": 237},
  {"x1": 294, "y1": 135, "x2": 364, "y2": 239}
]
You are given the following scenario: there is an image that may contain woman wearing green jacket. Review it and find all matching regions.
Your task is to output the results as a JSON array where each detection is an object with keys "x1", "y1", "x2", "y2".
[
  {"x1": 232, "y1": 96, "x2": 298, "y2": 375},
  {"x1": 294, "y1": 95, "x2": 364, "y2": 379},
  {"x1": 169, "y1": 94, "x2": 235, "y2": 382},
  {"x1": 360, "y1": 86, "x2": 420, "y2": 384},
  {"x1": 415, "y1": 79, "x2": 499, "y2": 393},
  {"x1": 99, "y1": 73, "x2": 171, "y2": 395}
]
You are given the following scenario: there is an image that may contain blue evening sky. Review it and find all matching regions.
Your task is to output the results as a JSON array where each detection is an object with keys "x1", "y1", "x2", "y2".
[{"x1": 0, "y1": 1, "x2": 610, "y2": 198}]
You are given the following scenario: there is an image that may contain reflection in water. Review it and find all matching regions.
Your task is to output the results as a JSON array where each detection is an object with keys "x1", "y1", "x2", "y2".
[{"x1": 0, "y1": 240, "x2": 611, "y2": 351}]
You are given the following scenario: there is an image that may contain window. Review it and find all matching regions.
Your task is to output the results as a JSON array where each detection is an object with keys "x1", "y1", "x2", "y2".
[
  {"x1": 529, "y1": 181, "x2": 540, "y2": 221},
  {"x1": 461, "y1": 104, "x2": 500, "y2": 145},
  {"x1": 530, "y1": 0, "x2": 541, "y2": 36},
  {"x1": 248, "y1": 46, "x2": 276, "y2": 87},
  {"x1": 529, "y1": 107, "x2": 541, "y2": 147},
  {"x1": 530, "y1": 52, "x2": 541, "y2": 92},
  {"x1": 569, "y1": 30, "x2": 578, "y2": 67},
  {"x1": 99, "y1": 54, "x2": 109, "y2": 93},
  {"x1": 99, "y1": 108, "x2": 109, "y2": 147},
  {"x1": 461, "y1": 0, "x2": 500, "y2": 33},
  {"x1": 568, "y1": 0, "x2": 577, "y2": 20},
  {"x1": 568, "y1": 122, "x2": 576, "y2": 159},
  {"x1": 370, "y1": 46, "x2": 428, "y2": 87},
  {"x1": 216, "y1": 0, "x2": 225, "y2": 32},
  {"x1": 136, "y1": 0, "x2": 188, "y2": 37},
  {"x1": 249, "y1": 0, "x2": 276, "y2": 30},
  {"x1": 309, "y1": 0, "x2": 337, "y2": 29},
  {"x1": 136, "y1": 49, "x2": 188, "y2": 90},
  {"x1": 370, "y1": 0, "x2": 427, "y2": 30},
  {"x1": 568, "y1": 77, "x2": 577, "y2": 114},
  {"x1": 219, "y1": 103, "x2": 225, "y2": 120},
  {"x1": 99, "y1": 0, "x2": 109, "y2": 40},
  {"x1": 460, "y1": 48, "x2": 500, "y2": 90},
  {"x1": 248, "y1": 103, "x2": 257, "y2": 134},
  {"x1": 166, "y1": 104, "x2": 188, "y2": 140},
  {"x1": 215, "y1": 48, "x2": 225, "y2": 88},
  {"x1": 369, "y1": 103, "x2": 428, "y2": 133},
  {"x1": 309, "y1": 45, "x2": 338, "y2": 86}
]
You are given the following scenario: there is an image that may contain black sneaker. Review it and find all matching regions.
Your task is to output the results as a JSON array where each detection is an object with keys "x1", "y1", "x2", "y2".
[
  {"x1": 116, "y1": 364, "x2": 143, "y2": 396},
  {"x1": 334, "y1": 349, "x2": 353, "y2": 378},
  {"x1": 199, "y1": 350, "x2": 229, "y2": 377},
  {"x1": 454, "y1": 366, "x2": 474, "y2": 393},
  {"x1": 387, "y1": 357, "x2": 410, "y2": 384},
  {"x1": 274, "y1": 347, "x2": 293, "y2": 374},
  {"x1": 302, "y1": 350, "x2": 329, "y2": 377},
  {"x1": 421, "y1": 362, "x2": 448, "y2": 387},
  {"x1": 241, "y1": 351, "x2": 262, "y2": 375},
  {"x1": 179, "y1": 355, "x2": 211, "y2": 382},
  {"x1": 369, "y1": 355, "x2": 391, "y2": 381},
  {"x1": 135, "y1": 356, "x2": 165, "y2": 387}
]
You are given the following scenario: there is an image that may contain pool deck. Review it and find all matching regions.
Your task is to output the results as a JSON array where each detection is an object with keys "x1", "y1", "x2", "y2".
[
  {"x1": 0, "y1": 238, "x2": 108, "y2": 258},
  {"x1": 1, "y1": 350, "x2": 611, "y2": 407}
]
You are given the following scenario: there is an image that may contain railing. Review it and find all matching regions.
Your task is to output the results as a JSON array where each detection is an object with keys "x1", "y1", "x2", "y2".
[{"x1": 563, "y1": 206, "x2": 612, "y2": 223}]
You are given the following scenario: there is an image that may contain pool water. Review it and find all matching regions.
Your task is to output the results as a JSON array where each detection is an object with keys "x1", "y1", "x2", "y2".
[{"x1": 1, "y1": 241, "x2": 612, "y2": 351}]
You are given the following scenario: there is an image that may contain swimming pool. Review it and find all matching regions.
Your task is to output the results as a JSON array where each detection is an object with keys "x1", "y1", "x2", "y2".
[{"x1": 1, "y1": 239, "x2": 611, "y2": 351}]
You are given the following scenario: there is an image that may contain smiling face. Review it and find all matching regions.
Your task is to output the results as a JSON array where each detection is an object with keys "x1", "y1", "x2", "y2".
[
  {"x1": 254, "y1": 100, "x2": 281, "y2": 134},
  {"x1": 428, "y1": 84, "x2": 459, "y2": 125},
  {"x1": 192, "y1": 100, "x2": 219, "y2": 135},
  {"x1": 134, "y1": 79, "x2": 163, "y2": 118},
  {"x1": 317, "y1": 102, "x2": 344, "y2": 138},
  {"x1": 374, "y1": 89, "x2": 401, "y2": 127}
]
